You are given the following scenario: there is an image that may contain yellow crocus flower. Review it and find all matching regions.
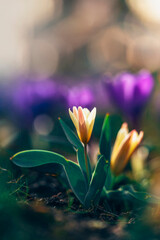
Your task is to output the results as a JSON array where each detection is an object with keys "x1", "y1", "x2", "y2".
[
  {"x1": 111, "y1": 123, "x2": 144, "y2": 176},
  {"x1": 69, "y1": 106, "x2": 96, "y2": 144}
]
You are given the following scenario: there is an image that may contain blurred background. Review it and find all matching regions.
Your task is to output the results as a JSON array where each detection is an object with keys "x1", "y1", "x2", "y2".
[
  {"x1": 1, "y1": 0, "x2": 160, "y2": 77},
  {"x1": 0, "y1": 0, "x2": 160, "y2": 154},
  {"x1": 1, "y1": 2, "x2": 160, "y2": 239}
]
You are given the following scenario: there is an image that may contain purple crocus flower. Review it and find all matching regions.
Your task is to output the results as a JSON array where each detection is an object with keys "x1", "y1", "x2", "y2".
[
  {"x1": 104, "y1": 70, "x2": 154, "y2": 126},
  {"x1": 10, "y1": 77, "x2": 68, "y2": 129}
]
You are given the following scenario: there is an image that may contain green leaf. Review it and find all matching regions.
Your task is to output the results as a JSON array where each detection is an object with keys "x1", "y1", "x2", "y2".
[
  {"x1": 77, "y1": 148, "x2": 92, "y2": 188},
  {"x1": 84, "y1": 155, "x2": 109, "y2": 208},
  {"x1": 105, "y1": 185, "x2": 160, "y2": 205},
  {"x1": 99, "y1": 114, "x2": 111, "y2": 162},
  {"x1": 11, "y1": 150, "x2": 87, "y2": 204},
  {"x1": 104, "y1": 172, "x2": 131, "y2": 191},
  {"x1": 104, "y1": 167, "x2": 114, "y2": 190},
  {"x1": 122, "y1": 185, "x2": 160, "y2": 204},
  {"x1": 59, "y1": 118, "x2": 91, "y2": 188},
  {"x1": 59, "y1": 118, "x2": 83, "y2": 150}
]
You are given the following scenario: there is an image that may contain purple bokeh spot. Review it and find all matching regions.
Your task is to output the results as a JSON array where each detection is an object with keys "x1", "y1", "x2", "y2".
[{"x1": 68, "y1": 86, "x2": 94, "y2": 109}]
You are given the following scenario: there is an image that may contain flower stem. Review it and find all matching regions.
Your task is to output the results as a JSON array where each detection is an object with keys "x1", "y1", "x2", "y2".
[{"x1": 84, "y1": 144, "x2": 89, "y2": 183}]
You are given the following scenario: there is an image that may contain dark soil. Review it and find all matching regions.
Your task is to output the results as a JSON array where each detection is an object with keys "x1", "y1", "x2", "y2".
[{"x1": 19, "y1": 171, "x2": 147, "y2": 240}]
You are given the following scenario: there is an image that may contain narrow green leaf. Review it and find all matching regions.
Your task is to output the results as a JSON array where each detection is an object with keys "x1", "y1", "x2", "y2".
[
  {"x1": 99, "y1": 114, "x2": 111, "y2": 162},
  {"x1": 59, "y1": 118, "x2": 91, "y2": 188},
  {"x1": 104, "y1": 167, "x2": 114, "y2": 190},
  {"x1": 59, "y1": 118, "x2": 83, "y2": 150},
  {"x1": 84, "y1": 155, "x2": 109, "y2": 208},
  {"x1": 11, "y1": 150, "x2": 87, "y2": 204}
]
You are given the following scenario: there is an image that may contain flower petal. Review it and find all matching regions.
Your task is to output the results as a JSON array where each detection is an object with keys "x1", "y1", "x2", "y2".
[
  {"x1": 69, "y1": 108, "x2": 79, "y2": 130},
  {"x1": 86, "y1": 108, "x2": 96, "y2": 142},
  {"x1": 111, "y1": 123, "x2": 129, "y2": 163},
  {"x1": 127, "y1": 131, "x2": 144, "y2": 160},
  {"x1": 78, "y1": 107, "x2": 86, "y2": 124},
  {"x1": 87, "y1": 107, "x2": 96, "y2": 126},
  {"x1": 111, "y1": 133, "x2": 132, "y2": 175},
  {"x1": 83, "y1": 108, "x2": 90, "y2": 118},
  {"x1": 69, "y1": 106, "x2": 96, "y2": 144},
  {"x1": 78, "y1": 107, "x2": 88, "y2": 143},
  {"x1": 73, "y1": 106, "x2": 78, "y2": 120},
  {"x1": 87, "y1": 118, "x2": 95, "y2": 142}
]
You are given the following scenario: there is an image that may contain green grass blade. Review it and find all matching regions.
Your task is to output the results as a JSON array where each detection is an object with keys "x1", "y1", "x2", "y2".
[{"x1": 11, "y1": 150, "x2": 87, "y2": 204}]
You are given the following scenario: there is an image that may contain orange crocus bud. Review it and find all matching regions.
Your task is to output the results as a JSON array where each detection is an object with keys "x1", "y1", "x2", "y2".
[
  {"x1": 69, "y1": 106, "x2": 96, "y2": 144},
  {"x1": 111, "y1": 123, "x2": 144, "y2": 176}
]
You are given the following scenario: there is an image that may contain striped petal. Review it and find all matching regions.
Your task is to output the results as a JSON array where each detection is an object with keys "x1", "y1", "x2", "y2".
[
  {"x1": 78, "y1": 107, "x2": 88, "y2": 143},
  {"x1": 78, "y1": 107, "x2": 86, "y2": 124}
]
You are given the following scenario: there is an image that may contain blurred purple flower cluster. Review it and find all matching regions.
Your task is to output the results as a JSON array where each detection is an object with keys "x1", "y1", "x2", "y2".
[
  {"x1": 10, "y1": 77, "x2": 68, "y2": 129},
  {"x1": 0, "y1": 70, "x2": 154, "y2": 131},
  {"x1": 8, "y1": 76, "x2": 112, "y2": 130},
  {"x1": 103, "y1": 70, "x2": 154, "y2": 125}
]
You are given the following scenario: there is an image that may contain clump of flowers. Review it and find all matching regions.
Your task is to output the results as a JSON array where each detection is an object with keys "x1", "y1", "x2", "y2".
[{"x1": 11, "y1": 106, "x2": 159, "y2": 209}]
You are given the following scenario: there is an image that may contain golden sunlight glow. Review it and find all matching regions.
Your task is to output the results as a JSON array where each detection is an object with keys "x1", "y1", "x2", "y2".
[
  {"x1": 0, "y1": 0, "x2": 56, "y2": 77},
  {"x1": 126, "y1": 0, "x2": 160, "y2": 24}
]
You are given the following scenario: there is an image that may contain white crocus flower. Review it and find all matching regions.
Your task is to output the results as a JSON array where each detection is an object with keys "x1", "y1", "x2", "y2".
[{"x1": 69, "y1": 106, "x2": 96, "y2": 144}]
